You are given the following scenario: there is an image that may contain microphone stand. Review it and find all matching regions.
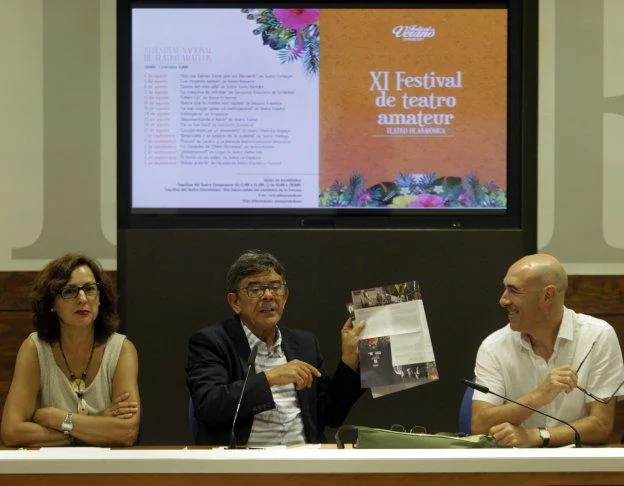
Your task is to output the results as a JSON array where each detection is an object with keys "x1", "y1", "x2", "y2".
[
  {"x1": 228, "y1": 344, "x2": 259, "y2": 449},
  {"x1": 461, "y1": 379, "x2": 582, "y2": 448}
]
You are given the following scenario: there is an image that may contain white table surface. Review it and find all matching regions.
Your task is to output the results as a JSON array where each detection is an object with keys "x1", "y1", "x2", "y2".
[{"x1": 2, "y1": 446, "x2": 624, "y2": 475}]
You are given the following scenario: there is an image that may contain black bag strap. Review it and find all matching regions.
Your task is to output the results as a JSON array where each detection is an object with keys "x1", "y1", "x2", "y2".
[{"x1": 335, "y1": 425, "x2": 358, "y2": 449}]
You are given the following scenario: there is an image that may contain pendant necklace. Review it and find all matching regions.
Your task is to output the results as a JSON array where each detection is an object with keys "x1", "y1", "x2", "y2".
[{"x1": 59, "y1": 339, "x2": 95, "y2": 399}]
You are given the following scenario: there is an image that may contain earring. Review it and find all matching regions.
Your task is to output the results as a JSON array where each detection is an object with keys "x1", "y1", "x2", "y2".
[{"x1": 50, "y1": 308, "x2": 55, "y2": 313}]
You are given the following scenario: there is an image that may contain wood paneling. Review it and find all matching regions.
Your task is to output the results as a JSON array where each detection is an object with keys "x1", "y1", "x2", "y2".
[
  {"x1": 566, "y1": 276, "x2": 624, "y2": 315},
  {"x1": 0, "y1": 272, "x2": 35, "y2": 310},
  {"x1": 2, "y1": 472, "x2": 624, "y2": 486},
  {"x1": 0, "y1": 272, "x2": 37, "y2": 418},
  {"x1": 0, "y1": 272, "x2": 623, "y2": 443},
  {"x1": 0, "y1": 312, "x2": 32, "y2": 412}
]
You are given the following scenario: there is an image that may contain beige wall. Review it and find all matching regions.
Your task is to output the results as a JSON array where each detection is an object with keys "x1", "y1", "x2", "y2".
[
  {"x1": 0, "y1": 0, "x2": 116, "y2": 270},
  {"x1": 538, "y1": 0, "x2": 624, "y2": 274},
  {"x1": 0, "y1": 0, "x2": 623, "y2": 273}
]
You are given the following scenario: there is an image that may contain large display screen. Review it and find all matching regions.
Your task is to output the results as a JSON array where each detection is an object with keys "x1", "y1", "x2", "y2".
[{"x1": 120, "y1": 1, "x2": 527, "y2": 228}]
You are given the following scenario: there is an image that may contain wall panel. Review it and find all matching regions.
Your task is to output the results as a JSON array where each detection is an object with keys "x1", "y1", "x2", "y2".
[{"x1": 2, "y1": 270, "x2": 622, "y2": 443}]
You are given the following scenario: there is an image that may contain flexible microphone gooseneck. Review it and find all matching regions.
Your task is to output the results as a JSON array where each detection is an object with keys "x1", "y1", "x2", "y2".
[
  {"x1": 461, "y1": 379, "x2": 582, "y2": 448},
  {"x1": 228, "y1": 344, "x2": 259, "y2": 449}
]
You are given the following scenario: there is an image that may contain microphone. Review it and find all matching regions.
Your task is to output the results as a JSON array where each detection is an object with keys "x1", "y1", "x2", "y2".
[
  {"x1": 228, "y1": 344, "x2": 259, "y2": 449},
  {"x1": 461, "y1": 379, "x2": 582, "y2": 448}
]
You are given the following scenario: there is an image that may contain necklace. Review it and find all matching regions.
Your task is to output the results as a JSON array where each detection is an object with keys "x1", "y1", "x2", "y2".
[{"x1": 59, "y1": 339, "x2": 95, "y2": 398}]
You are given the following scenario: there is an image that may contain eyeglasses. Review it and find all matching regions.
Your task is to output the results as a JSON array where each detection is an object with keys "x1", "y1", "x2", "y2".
[
  {"x1": 59, "y1": 282, "x2": 100, "y2": 300},
  {"x1": 575, "y1": 341, "x2": 624, "y2": 404},
  {"x1": 238, "y1": 282, "x2": 287, "y2": 299},
  {"x1": 390, "y1": 424, "x2": 427, "y2": 434}
]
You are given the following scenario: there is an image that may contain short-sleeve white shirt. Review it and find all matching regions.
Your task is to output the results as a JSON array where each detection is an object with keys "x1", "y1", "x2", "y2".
[{"x1": 473, "y1": 307, "x2": 624, "y2": 429}]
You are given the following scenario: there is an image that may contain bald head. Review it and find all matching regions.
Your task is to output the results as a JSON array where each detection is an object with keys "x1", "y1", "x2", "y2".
[
  {"x1": 509, "y1": 253, "x2": 568, "y2": 299},
  {"x1": 500, "y1": 254, "x2": 567, "y2": 335}
]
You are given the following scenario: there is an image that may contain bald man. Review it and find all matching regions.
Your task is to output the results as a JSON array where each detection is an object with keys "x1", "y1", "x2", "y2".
[{"x1": 471, "y1": 254, "x2": 624, "y2": 447}]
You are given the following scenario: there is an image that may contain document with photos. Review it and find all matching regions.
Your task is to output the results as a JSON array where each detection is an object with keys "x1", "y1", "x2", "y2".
[{"x1": 351, "y1": 281, "x2": 438, "y2": 398}]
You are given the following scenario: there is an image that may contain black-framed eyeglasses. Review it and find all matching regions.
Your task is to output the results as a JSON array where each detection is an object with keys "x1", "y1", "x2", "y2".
[
  {"x1": 575, "y1": 341, "x2": 624, "y2": 404},
  {"x1": 59, "y1": 282, "x2": 100, "y2": 300},
  {"x1": 238, "y1": 282, "x2": 287, "y2": 299}
]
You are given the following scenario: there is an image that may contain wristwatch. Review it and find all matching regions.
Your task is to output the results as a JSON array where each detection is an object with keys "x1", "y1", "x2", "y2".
[
  {"x1": 538, "y1": 427, "x2": 550, "y2": 447},
  {"x1": 61, "y1": 412, "x2": 74, "y2": 435}
]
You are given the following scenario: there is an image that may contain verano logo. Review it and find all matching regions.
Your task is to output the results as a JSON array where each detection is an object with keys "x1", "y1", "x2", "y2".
[{"x1": 392, "y1": 25, "x2": 436, "y2": 42}]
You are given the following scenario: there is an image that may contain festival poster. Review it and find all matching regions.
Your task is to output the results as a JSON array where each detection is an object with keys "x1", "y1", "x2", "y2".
[{"x1": 319, "y1": 9, "x2": 507, "y2": 209}]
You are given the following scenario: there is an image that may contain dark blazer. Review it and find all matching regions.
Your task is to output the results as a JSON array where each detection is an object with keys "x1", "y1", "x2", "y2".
[{"x1": 186, "y1": 316, "x2": 365, "y2": 445}]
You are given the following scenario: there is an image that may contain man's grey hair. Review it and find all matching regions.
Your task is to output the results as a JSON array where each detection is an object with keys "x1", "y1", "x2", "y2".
[{"x1": 226, "y1": 250, "x2": 287, "y2": 292}]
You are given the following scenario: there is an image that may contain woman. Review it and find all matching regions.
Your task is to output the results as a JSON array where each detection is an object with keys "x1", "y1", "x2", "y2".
[{"x1": 1, "y1": 253, "x2": 140, "y2": 447}]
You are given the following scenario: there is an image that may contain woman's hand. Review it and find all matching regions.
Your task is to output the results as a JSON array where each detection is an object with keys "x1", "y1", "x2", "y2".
[
  {"x1": 100, "y1": 392, "x2": 139, "y2": 419},
  {"x1": 32, "y1": 407, "x2": 63, "y2": 429}
]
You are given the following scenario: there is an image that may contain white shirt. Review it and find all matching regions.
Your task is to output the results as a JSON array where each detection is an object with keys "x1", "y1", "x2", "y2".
[
  {"x1": 473, "y1": 307, "x2": 624, "y2": 428},
  {"x1": 241, "y1": 323, "x2": 306, "y2": 446}
]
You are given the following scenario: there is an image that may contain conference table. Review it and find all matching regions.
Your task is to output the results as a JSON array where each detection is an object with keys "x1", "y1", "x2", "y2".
[{"x1": 2, "y1": 446, "x2": 624, "y2": 485}]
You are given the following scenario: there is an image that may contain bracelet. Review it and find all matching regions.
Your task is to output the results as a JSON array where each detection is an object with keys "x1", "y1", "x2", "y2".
[{"x1": 61, "y1": 411, "x2": 74, "y2": 434}]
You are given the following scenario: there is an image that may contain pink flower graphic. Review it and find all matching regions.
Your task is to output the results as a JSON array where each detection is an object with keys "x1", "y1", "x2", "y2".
[
  {"x1": 273, "y1": 9, "x2": 319, "y2": 31},
  {"x1": 457, "y1": 192, "x2": 472, "y2": 206},
  {"x1": 273, "y1": 9, "x2": 320, "y2": 55},
  {"x1": 357, "y1": 192, "x2": 372, "y2": 206},
  {"x1": 408, "y1": 194, "x2": 445, "y2": 208}
]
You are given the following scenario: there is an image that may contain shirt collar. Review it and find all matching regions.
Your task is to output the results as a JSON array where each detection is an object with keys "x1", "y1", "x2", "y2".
[
  {"x1": 240, "y1": 321, "x2": 283, "y2": 357},
  {"x1": 557, "y1": 306, "x2": 574, "y2": 341},
  {"x1": 513, "y1": 306, "x2": 573, "y2": 350}
]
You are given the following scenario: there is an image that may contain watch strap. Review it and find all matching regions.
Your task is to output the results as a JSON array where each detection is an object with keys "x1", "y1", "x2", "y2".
[
  {"x1": 538, "y1": 427, "x2": 550, "y2": 447},
  {"x1": 61, "y1": 411, "x2": 74, "y2": 435}
]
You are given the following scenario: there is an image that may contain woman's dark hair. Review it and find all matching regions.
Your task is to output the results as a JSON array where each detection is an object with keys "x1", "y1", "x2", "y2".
[
  {"x1": 226, "y1": 250, "x2": 287, "y2": 293},
  {"x1": 31, "y1": 253, "x2": 119, "y2": 343}
]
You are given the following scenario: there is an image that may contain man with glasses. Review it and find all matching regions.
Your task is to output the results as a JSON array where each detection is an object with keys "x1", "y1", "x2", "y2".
[
  {"x1": 186, "y1": 250, "x2": 366, "y2": 446},
  {"x1": 470, "y1": 254, "x2": 624, "y2": 447}
]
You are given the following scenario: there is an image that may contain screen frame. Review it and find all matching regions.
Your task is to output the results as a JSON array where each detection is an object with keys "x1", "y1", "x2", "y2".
[{"x1": 117, "y1": 0, "x2": 537, "y2": 230}]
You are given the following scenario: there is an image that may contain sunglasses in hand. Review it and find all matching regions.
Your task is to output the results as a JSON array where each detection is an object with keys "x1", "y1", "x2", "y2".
[{"x1": 575, "y1": 341, "x2": 624, "y2": 404}]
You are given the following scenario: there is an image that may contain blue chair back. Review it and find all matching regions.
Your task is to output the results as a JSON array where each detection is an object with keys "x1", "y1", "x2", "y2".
[
  {"x1": 458, "y1": 381, "x2": 474, "y2": 434},
  {"x1": 188, "y1": 397, "x2": 199, "y2": 443}
]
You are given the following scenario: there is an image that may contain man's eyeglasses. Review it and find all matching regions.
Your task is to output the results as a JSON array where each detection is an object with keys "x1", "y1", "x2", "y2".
[
  {"x1": 59, "y1": 283, "x2": 100, "y2": 300},
  {"x1": 575, "y1": 341, "x2": 624, "y2": 404},
  {"x1": 238, "y1": 282, "x2": 287, "y2": 299}
]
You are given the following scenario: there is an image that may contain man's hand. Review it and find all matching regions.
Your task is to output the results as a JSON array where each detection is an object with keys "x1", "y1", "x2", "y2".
[
  {"x1": 489, "y1": 422, "x2": 541, "y2": 447},
  {"x1": 100, "y1": 392, "x2": 139, "y2": 419},
  {"x1": 265, "y1": 360, "x2": 321, "y2": 390},
  {"x1": 341, "y1": 318, "x2": 366, "y2": 371},
  {"x1": 533, "y1": 365, "x2": 578, "y2": 406}
]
